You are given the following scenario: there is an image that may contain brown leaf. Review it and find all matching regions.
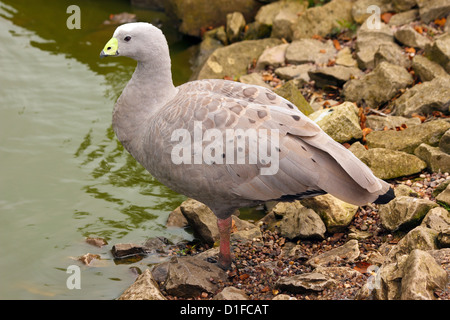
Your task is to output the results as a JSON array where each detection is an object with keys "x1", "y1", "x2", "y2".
[
  {"x1": 353, "y1": 261, "x2": 371, "y2": 273},
  {"x1": 381, "y1": 12, "x2": 394, "y2": 24},
  {"x1": 405, "y1": 47, "x2": 416, "y2": 54},
  {"x1": 319, "y1": 49, "x2": 326, "y2": 54},
  {"x1": 414, "y1": 25, "x2": 424, "y2": 34},
  {"x1": 434, "y1": 17, "x2": 446, "y2": 27},
  {"x1": 332, "y1": 39, "x2": 341, "y2": 50},
  {"x1": 411, "y1": 113, "x2": 426, "y2": 123},
  {"x1": 261, "y1": 286, "x2": 270, "y2": 293},
  {"x1": 239, "y1": 273, "x2": 250, "y2": 281}
]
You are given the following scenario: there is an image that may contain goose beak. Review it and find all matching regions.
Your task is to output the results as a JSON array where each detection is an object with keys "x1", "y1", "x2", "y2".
[{"x1": 100, "y1": 37, "x2": 119, "y2": 58}]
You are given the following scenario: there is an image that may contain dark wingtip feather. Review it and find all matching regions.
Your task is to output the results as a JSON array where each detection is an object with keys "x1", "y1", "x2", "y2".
[{"x1": 374, "y1": 187, "x2": 395, "y2": 204}]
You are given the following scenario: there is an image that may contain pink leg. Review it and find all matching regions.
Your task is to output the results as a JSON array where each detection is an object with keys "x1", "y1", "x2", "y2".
[{"x1": 217, "y1": 216, "x2": 232, "y2": 270}]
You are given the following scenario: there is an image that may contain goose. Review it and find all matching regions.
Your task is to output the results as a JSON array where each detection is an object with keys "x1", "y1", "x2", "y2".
[{"x1": 100, "y1": 22, "x2": 394, "y2": 270}]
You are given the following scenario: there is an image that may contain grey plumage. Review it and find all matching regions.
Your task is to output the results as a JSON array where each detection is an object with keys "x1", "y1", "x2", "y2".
[{"x1": 101, "y1": 23, "x2": 394, "y2": 268}]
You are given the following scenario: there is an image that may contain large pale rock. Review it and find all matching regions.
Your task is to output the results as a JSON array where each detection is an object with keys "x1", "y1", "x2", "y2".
[
  {"x1": 274, "y1": 80, "x2": 314, "y2": 116},
  {"x1": 308, "y1": 65, "x2": 363, "y2": 88},
  {"x1": 292, "y1": 0, "x2": 354, "y2": 40},
  {"x1": 164, "y1": 255, "x2": 227, "y2": 298},
  {"x1": 373, "y1": 43, "x2": 410, "y2": 69},
  {"x1": 439, "y1": 129, "x2": 450, "y2": 154},
  {"x1": 436, "y1": 183, "x2": 450, "y2": 206},
  {"x1": 421, "y1": 206, "x2": 450, "y2": 233},
  {"x1": 425, "y1": 33, "x2": 450, "y2": 73},
  {"x1": 417, "y1": 0, "x2": 450, "y2": 23},
  {"x1": 414, "y1": 143, "x2": 450, "y2": 173},
  {"x1": 255, "y1": 43, "x2": 289, "y2": 70},
  {"x1": 306, "y1": 240, "x2": 360, "y2": 267},
  {"x1": 285, "y1": 39, "x2": 336, "y2": 65},
  {"x1": 255, "y1": 0, "x2": 307, "y2": 30},
  {"x1": 279, "y1": 206, "x2": 326, "y2": 240},
  {"x1": 388, "y1": 9, "x2": 419, "y2": 26},
  {"x1": 276, "y1": 272, "x2": 336, "y2": 293},
  {"x1": 213, "y1": 286, "x2": 249, "y2": 300},
  {"x1": 394, "y1": 26, "x2": 431, "y2": 49},
  {"x1": 335, "y1": 47, "x2": 358, "y2": 68},
  {"x1": 226, "y1": 12, "x2": 246, "y2": 43},
  {"x1": 196, "y1": 38, "x2": 282, "y2": 80},
  {"x1": 301, "y1": 194, "x2": 358, "y2": 233},
  {"x1": 118, "y1": 269, "x2": 166, "y2": 300},
  {"x1": 379, "y1": 196, "x2": 438, "y2": 231},
  {"x1": 365, "y1": 115, "x2": 421, "y2": 131},
  {"x1": 365, "y1": 119, "x2": 450, "y2": 154},
  {"x1": 412, "y1": 55, "x2": 448, "y2": 82},
  {"x1": 343, "y1": 61, "x2": 413, "y2": 109},
  {"x1": 274, "y1": 64, "x2": 315, "y2": 81},
  {"x1": 308, "y1": 102, "x2": 362, "y2": 143}
]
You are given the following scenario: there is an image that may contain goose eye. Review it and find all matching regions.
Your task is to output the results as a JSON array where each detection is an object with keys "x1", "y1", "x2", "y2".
[{"x1": 124, "y1": 36, "x2": 131, "y2": 42}]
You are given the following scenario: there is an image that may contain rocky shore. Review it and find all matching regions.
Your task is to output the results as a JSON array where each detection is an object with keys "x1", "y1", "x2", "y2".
[{"x1": 89, "y1": 0, "x2": 450, "y2": 300}]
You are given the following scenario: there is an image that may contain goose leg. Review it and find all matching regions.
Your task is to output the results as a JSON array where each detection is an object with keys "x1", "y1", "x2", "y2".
[{"x1": 217, "y1": 216, "x2": 232, "y2": 270}]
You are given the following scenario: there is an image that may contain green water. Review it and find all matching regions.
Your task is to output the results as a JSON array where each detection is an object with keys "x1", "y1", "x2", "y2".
[{"x1": 0, "y1": 0, "x2": 199, "y2": 299}]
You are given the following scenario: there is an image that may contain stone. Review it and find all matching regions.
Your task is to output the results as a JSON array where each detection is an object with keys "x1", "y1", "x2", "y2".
[
  {"x1": 335, "y1": 47, "x2": 358, "y2": 68},
  {"x1": 306, "y1": 239, "x2": 360, "y2": 267},
  {"x1": 143, "y1": 236, "x2": 172, "y2": 254},
  {"x1": 242, "y1": 21, "x2": 271, "y2": 41},
  {"x1": 379, "y1": 196, "x2": 438, "y2": 231},
  {"x1": 308, "y1": 65, "x2": 363, "y2": 88},
  {"x1": 365, "y1": 115, "x2": 421, "y2": 131},
  {"x1": 285, "y1": 39, "x2": 336, "y2": 65},
  {"x1": 78, "y1": 253, "x2": 100, "y2": 265},
  {"x1": 365, "y1": 119, "x2": 450, "y2": 154},
  {"x1": 166, "y1": 205, "x2": 188, "y2": 228},
  {"x1": 388, "y1": 9, "x2": 419, "y2": 26},
  {"x1": 352, "y1": 0, "x2": 393, "y2": 24},
  {"x1": 255, "y1": 0, "x2": 306, "y2": 30},
  {"x1": 394, "y1": 184, "x2": 416, "y2": 198},
  {"x1": 271, "y1": 8, "x2": 298, "y2": 41},
  {"x1": 373, "y1": 43, "x2": 410, "y2": 68},
  {"x1": 400, "y1": 249, "x2": 448, "y2": 300},
  {"x1": 301, "y1": 194, "x2": 358, "y2": 233},
  {"x1": 196, "y1": 38, "x2": 282, "y2": 80},
  {"x1": 118, "y1": 269, "x2": 166, "y2": 300},
  {"x1": 255, "y1": 43, "x2": 289, "y2": 70},
  {"x1": 111, "y1": 243, "x2": 146, "y2": 259},
  {"x1": 394, "y1": 26, "x2": 431, "y2": 49},
  {"x1": 272, "y1": 294, "x2": 297, "y2": 300},
  {"x1": 213, "y1": 286, "x2": 249, "y2": 300},
  {"x1": 308, "y1": 102, "x2": 363, "y2": 143},
  {"x1": 276, "y1": 272, "x2": 336, "y2": 293},
  {"x1": 414, "y1": 143, "x2": 450, "y2": 173},
  {"x1": 357, "y1": 148, "x2": 427, "y2": 180},
  {"x1": 226, "y1": 12, "x2": 246, "y2": 44},
  {"x1": 274, "y1": 64, "x2": 315, "y2": 81},
  {"x1": 421, "y1": 206, "x2": 450, "y2": 233},
  {"x1": 425, "y1": 33, "x2": 450, "y2": 73},
  {"x1": 274, "y1": 80, "x2": 315, "y2": 116},
  {"x1": 393, "y1": 76, "x2": 450, "y2": 117},
  {"x1": 279, "y1": 206, "x2": 326, "y2": 240},
  {"x1": 411, "y1": 55, "x2": 448, "y2": 82},
  {"x1": 438, "y1": 229, "x2": 450, "y2": 248},
  {"x1": 343, "y1": 61, "x2": 413, "y2": 109},
  {"x1": 163, "y1": 255, "x2": 227, "y2": 298},
  {"x1": 439, "y1": 129, "x2": 450, "y2": 154},
  {"x1": 292, "y1": 0, "x2": 354, "y2": 40},
  {"x1": 165, "y1": 0, "x2": 262, "y2": 38},
  {"x1": 417, "y1": 0, "x2": 450, "y2": 23},
  {"x1": 239, "y1": 73, "x2": 272, "y2": 89},
  {"x1": 392, "y1": 0, "x2": 418, "y2": 12},
  {"x1": 436, "y1": 183, "x2": 450, "y2": 206}
]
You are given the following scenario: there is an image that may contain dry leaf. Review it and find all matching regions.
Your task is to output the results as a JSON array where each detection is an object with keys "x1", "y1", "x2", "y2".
[
  {"x1": 381, "y1": 12, "x2": 393, "y2": 24},
  {"x1": 239, "y1": 273, "x2": 250, "y2": 281},
  {"x1": 414, "y1": 25, "x2": 423, "y2": 34},
  {"x1": 332, "y1": 39, "x2": 341, "y2": 50},
  {"x1": 434, "y1": 17, "x2": 446, "y2": 27},
  {"x1": 353, "y1": 261, "x2": 371, "y2": 273}
]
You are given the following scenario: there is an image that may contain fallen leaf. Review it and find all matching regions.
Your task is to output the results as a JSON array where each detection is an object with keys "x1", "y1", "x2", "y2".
[
  {"x1": 261, "y1": 286, "x2": 270, "y2": 293},
  {"x1": 332, "y1": 39, "x2": 341, "y2": 50},
  {"x1": 239, "y1": 273, "x2": 250, "y2": 281},
  {"x1": 272, "y1": 289, "x2": 279, "y2": 295},
  {"x1": 414, "y1": 25, "x2": 423, "y2": 34},
  {"x1": 411, "y1": 113, "x2": 426, "y2": 122},
  {"x1": 319, "y1": 49, "x2": 326, "y2": 54},
  {"x1": 381, "y1": 12, "x2": 394, "y2": 24},
  {"x1": 353, "y1": 261, "x2": 371, "y2": 273},
  {"x1": 312, "y1": 34, "x2": 324, "y2": 41},
  {"x1": 343, "y1": 142, "x2": 351, "y2": 149},
  {"x1": 434, "y1": 17, "x2": 446, "y2": 27},
  {"x1": 405, "y1": 47, "x2": 416, "y2": 54}
]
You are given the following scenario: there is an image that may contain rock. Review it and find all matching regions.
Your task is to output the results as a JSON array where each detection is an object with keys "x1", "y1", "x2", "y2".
[
  {"x1": 394, "y1": 26, "x2": 431, "y2": 49},
  {"x1": 439, "y1": 129, "x2": 450, "y2": 154},
  {"x1": 343, "y1": 61, "x2": 413, "y2": 109},
  {"x1": 425, "y1": 33, "x2": 450, "y2": 73},
  {"x1": 379, "y1": 196, "x2": 438, "y2": 232},
  {"x1": 226, "y1": 12, "x2": 246, "y2": 44},
  {"x1": 335, "y1": 47, "x2": 358, "y2": 68},
  {"x1": 180, "y1": 198, "x2": 218, "y2": 245},
  {"x1": 355, "y1": 21, "x2": 394, "y2": 69},
  {"x1": 274, "y1": 64, "x2": 315, "y2": 82},
  {"x1": 414, "y1": 143, "x2": 450, "y2": 173},
  {"x1": 118, "y1": 269, "x2": 166, "y2": 300},
  {"x1": 421, "y1": 206, "x2": 450, "y2": 233},
  {"x1": 438, "y1": 229, "x2": 450, "y2": 248},
  {"x1": 436, "y1": 183, "x2": 450, "y2": 206},
  {"x1": 292, "y1": 0, "x2": 354, "y2": 40},
  {"x1": 392, "y1": 0, "x2": 417, "y2": 12},
  {"x1": 143, "y1": 236, "x2": 172, "y2": 254},
  {"x1": 190, "y1": 35, "x2": 225, "y2": 81},
  {"x1": 356, "y1": 148, "x2": 427, "y2": 180},
  {"x1": 308, "y1": 102, "x2": 363, "y2": 143},
  {"x1": 196, "y1": 38, "x2": 282, "y2": 80},
  {"x1": 212, "y1": 286, "x2": 249, "y2": 300},
  {"x1": 285, "y1": 39, "x2": 336, "y2": 65},
  {"x1": 271, "y1": 8, "x2": 299, "y2": 41},
  {"x1": 412, "y1": 55, "x2": 448, "y2": 82},
  {"x1": 394, "y1": 184, "x2": 416, "y2": 197},
  {"x1": 78, "y1": 253, "x2": 100, "y2": 265},
  {"x1": 301, "y1": 194, "x2": 358, "y2": 233},
  {"x1": 163, "y1": 255, "x2": 227, "y2": 298},
  {"x1": 352, "y1": 0, "x2": 393, "y2": 24},
  {"x1": 366, "y1": 119, "x2": 450, "y2": 154},
  {"x1": 276, "y1": 272, "x2": 336, "y2": 293},
  {"x1": 394, "y1": 76, "x2": 450, "y2": 117},
  {"x1": 255, "y1": 43, "x2": 289, "y2": 70},
  {"x1": 151, "y1": 261, "x2": 170, "y2": 283},
  {"x1": 242, "y1": 21, "x2": 271, "y2": 41},
  {"x1": 165, "y1": 0, "x2": 262, "y2": 38},
  {"x1": 365, "y1": 115, "x2": 421, "y2": 131},
  {"x1": 417, "y1": 0, "x2": 450, "y2": 23},
  {"x1": 306, "y1": 239, "x2": 360, "y2": 267},
  {"x1": 388, "y1": 9, "x2": 419, "y2": 26},
  {"x1": 308, "y1": 65, "x2": 363, "y2": 88},
  {"x1": 373, "y1": 43, "x2": 410, "y2": 68},
  {"x1": 273, "y1": 80, "x2": 315, "y2": 116},
  {"x1": 400, "y1": 249, "x2": 448, "y2": 300},
  {"x1": 166, "y1": 205, "x2": 189, "y2": 228},
  {"x1": 279, "y1": 206, "x2": 326, "y2": 240},
  {"x1": 270, "y1": 200, "x2": 303, "y2": 218},
  {"x1": 255, "y1": 0, "x2": 306, "y2": 32},
  {"x1": 85, "y1": 237, "x2": 108, "y2": 247},
  {"x1": 111, "y1": 243, "x2": 147, "y2": 259},
  {"x1": 130, "y1": 0, "x2": 165, "y2": 10},
  {"x1": 239, "y1": 73, "x2": 272, "y2": 89},
  {"x1": 272, "y1": 294, "x2": 297, "y2": 300}
]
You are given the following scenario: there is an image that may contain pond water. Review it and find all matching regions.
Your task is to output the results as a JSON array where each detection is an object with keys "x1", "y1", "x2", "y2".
[{"x1": 0, "y1": 0, "x2": 202, "y2": 299}]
